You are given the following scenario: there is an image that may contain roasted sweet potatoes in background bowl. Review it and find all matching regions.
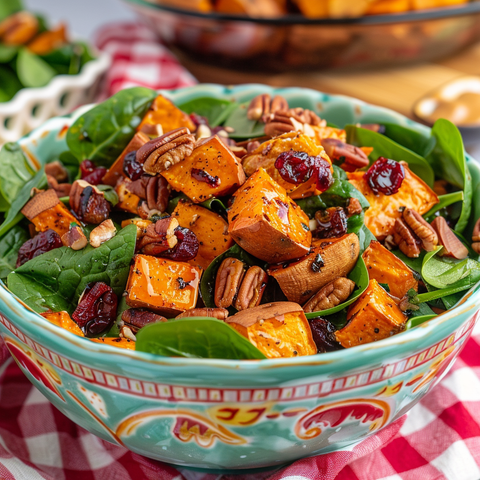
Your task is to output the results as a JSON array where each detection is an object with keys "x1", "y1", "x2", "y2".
[{"x1": 0, "y1": 84, "x2": 479, "y2": 471}]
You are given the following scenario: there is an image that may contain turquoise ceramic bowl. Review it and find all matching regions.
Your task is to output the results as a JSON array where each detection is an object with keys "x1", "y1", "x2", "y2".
[{"x1": 1, "y1": 84, "x2": 479, "y2": 471}]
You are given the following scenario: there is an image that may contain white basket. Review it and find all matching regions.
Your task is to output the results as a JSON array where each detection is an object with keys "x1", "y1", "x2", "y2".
[{"x1": 0, "y1": 50, "x2": 111, "y2": 144}]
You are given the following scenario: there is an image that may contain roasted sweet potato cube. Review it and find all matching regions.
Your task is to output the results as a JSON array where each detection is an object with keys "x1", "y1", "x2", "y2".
[
  {"x1": 216, "y1": 0, "x2": 285, "y2": 16},
  {"x1": 362, "y1": 240, "x2": 418, "y2": 299},
  {"x1": 159, "y1": 0, "x2": 212, "y2": 12},
  {"x1": 126, "y1": 254, "x2": 201, "y2": 316},
  {"x1": 137, "y1": 94, "x2": 196, "y2": 135},
  {"x1": 348, "y1": 162, "x2": 438, "y2": 239},
  {"x1": 90, "y1": 337, "x2": 135, "y2": 350},
  {"x1": 228, "y1": 168, "x2": 311, "y2": 263},
  {"x1": 172, "y1": 200, "x2": 233, "y2": 269},
  {"x1": 242, "y1": 132, "x2": 332, "y2": 199},
  {"x1": 102, "y1": 131, "x2": 150, "y2": 186},
  {"x1": 226, "y1": 302, "x2": 317, "y2": 358},
  {"x1": 21, "y1": 189, "x2": 78, "y2": 237},
  {"x1": 41, "y1": 311, "x2": 84, "y2": 337},
  {"x1": 115, "y1": 179, "x2": 141, "y2": 215},
  {"x1": 268, "y1": 234, "x2": 359, "y2": 304},
  {"x1": 161, "y1": 135, "x2": 246, "y2": 203},
  {"x1": 27, "y1": 23, "x2": 67, "y2": 55},
  {"x1": 366, "y1": 0, "x2": 409, "y2": 14},
  {"x1": 335, "y1": 279, "x2": 406, "y2": 348}
]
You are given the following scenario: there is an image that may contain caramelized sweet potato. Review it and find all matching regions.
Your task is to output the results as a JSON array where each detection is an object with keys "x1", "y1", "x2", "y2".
[
  {"x1": 335, "y1": 279, "x2": 406, "y2": 348},
  {"x1": 216, "y1": 0, "x2": 285, "y2": 16},
  {"x1": 90, "y1": 337, "x2": 136, "y2": 350},
  {"x1": 21, "y1": 189, "x2": 78, "y2": 237},
  {"x1": 348, "y1": 162, "x2": 438, "y2": 239},
  {"x1": 228, "y1": 168, "x2": 311, "y2": 263},
  {"x1": 366, "y1": 0, "x2": 409, "y2": 14},
  {"x1": 137, "y1": 94, "x2": 196, "y2": 135},
  {"x1": 172, "y1": 200, "x2": 233, "y2": 269},
  {"x1": 268, "y1": 234, "x2": 360, "y2": 304},
  {"x1": 126, "y1": 254, "x2": 201, "y2": 316},
  {"x1": 226, "y1": 302, "x2": 317, "y2": 358},
  {"x1": 242, "y1": 132, "x2": 332, "y2": 199},
  {"x1": 41, "y1": 311, "x2": 83, "y2": 337},
  {"x1": 27, "y1": 24, "x2": 67, "y2": 55},
  {"x1": 161, "y1": 135, "x2": 246, "y2": 203},
  {"x1": 102, "y1": 131, "x2": 150, "y2": 186},
  {"x1": 159, "y1": 0, "x2": 212, "y2": 12},
  {"x1": 121, "y1": 218, "x2": 152, "y2": 238},
  {"x1": 115, "y1": 179, "x2": 141, "y2": 215},
  {"x1": 362, "y1": 240, "x2": 417, "y2": 299}
]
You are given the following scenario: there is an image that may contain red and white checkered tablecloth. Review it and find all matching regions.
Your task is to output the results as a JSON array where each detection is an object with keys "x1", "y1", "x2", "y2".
[{"x1": 1, "y1": 22, "x2": 480, "y2": 480}]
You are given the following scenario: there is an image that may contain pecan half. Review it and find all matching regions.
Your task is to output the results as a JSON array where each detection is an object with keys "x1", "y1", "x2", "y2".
[
  {"x1": 136, "y1": 127, "x2": 195, "y2": 175},
  {"x1": 214, "y1": 257, "x2": 246, "y2": 308},
  {"x1": 176, "y1": 308, "x2": 229, "y2": 320},
  {"x1": 47, "y1": 175, "x2": 71, "y2": 198},
  {"x1": 472, "y1": 217, "x2": 480, "y2": 254},
  {"x1": 138, "y1": 216, "x2": 179, "y2": 255},
  {"x1": 122, "y1": 308, "x2": 167, "y2": 333},
  {"x1": 247, "y1": 94, "x2": 289, "y2": 121},
  {"x1": 393, "y1": 217, "x2": 421, "y2": 258},
  {"x1": 234, "y1": 266, "x2": 268, "y2": 311},
  {"x1": 90, "y1": 219, "x2": 116, "y2": 248},
  {"x1": 45, "y1": 161, "x2": 68, "y2": 182},
  {"x1": 403, "y1": 208, "x2": 438, "y2": 252},
  {"x1": 303, "y1": 277, "x2": 355, "y2": 313},
  {"x1": 127, "y1": 174, "x2": 170, "y2": 212},
  {"x1": 263, "y1": 112, "x2": 304, "y2": 138},
  {"x1": 0, "y1": 12, "x2": 38, "y2": 45},
  {"x1": 431, "y1": 216, "x2": 468, "y2": 259},
  {"x1": 286, "y1": 107, "x2": 323, "y2": 127},
  {"x1": 321, "y1": 138, "x2": 369, "y2": 170},
  {"x1": 70, "y1": 180, "x2": 111, "y2": 224}
]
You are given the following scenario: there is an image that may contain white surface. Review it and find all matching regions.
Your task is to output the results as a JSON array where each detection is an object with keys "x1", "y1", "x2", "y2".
[{"x1": 24, "y1": 0, "x2": 133, "y2": 39}]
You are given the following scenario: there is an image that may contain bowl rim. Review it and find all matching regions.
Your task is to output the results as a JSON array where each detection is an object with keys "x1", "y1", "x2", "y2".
[
  {"x1": 123, "y1": 0, "x2": 480, "y2": 25},
  {"x1": 1, "y1": 82, "x2": 480, "y2": 370}
]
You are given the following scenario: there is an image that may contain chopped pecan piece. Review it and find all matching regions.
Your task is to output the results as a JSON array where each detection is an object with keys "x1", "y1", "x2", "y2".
[
  {"x1": 431, "y1": 216, "x2": 468, "y2": 259},
  {"x1": 127, "y1": 174, "x2": 170, "y2": 212},
  {"x1": 285, "y1": 107, "x2": 324, "y2": 127},
  {"x1": 176, "y1": 308, "x2": 229, "y2": 320},
  {"x1": 139, "y1": 123, "x2": 163, "y2": 137},
  {"x1": 45, "y1": 161, "x2": 68, "y2": 182},
  {"x1": 70, "y1": 180, "x2": 111, "y2": 224},
  {"x1": 393, "y1": 217, "x2": 421, "y2": 258},
  {"x1": 120, "y1": 325, "x2": 136, "y2": 341},
  {"x1": 214, "y1": 257, "x2": 246, "y2": 308},
  {"x1": 263, "y1": 112, "x2": 303, "y2": 137},
  {"x1": 121, "y1": 308, "x2": 167, "y2": 333},
  {"x1": 247, "y1": 93, "x2": 289, "y2": 121},
  {"x1": 21, "y1": 188, "x2": 59, "y2": 220},
  {"x1": 403, "y1": 208, "x2": 438, "y2": 252},
  {"x1": 472, "y1": 217, "x2": 480, "y2": 254},
  {"x1": 234, "y1": 266, "x2": 268, "y2": 311},
  {"x1": 321, "y1": 138, "x2": 369, "y2": 170},
  {"x1": 90, "y1": 219, "x2": 116, "y2": 248},
  {"x1": 138, "y1": 216, "x2": 179, "y2": 255},
  {"x1": 303, "y1": 277, "x2": 355, "y2": 313},
  {"x1": 136, "y1": 127, "x2": 195, "y2": 175},
  {"x1": 0, "y1": 12, "x2": 38, "y2": 45},
  {"x1": 346, "y1": 198, "x2": 363, "y2": 217},
  {"x1": 61, "y1": 225, "x2": 88, "y2": 250},
  {"x1": 46, "y1": 175, "x2": 71, "y2": 198}
]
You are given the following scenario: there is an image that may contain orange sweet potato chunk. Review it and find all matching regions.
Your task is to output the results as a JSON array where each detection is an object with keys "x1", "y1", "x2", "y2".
[
  {"x1": 228, "y1": 168, "x2": 311, "y2": 263},
  {"x1": 90, "y1": 337, "x2": 136, "y2": 350},
  {"x1": 226, "y1": 302, "x2": 317, "y2": 358},
  {"x1": 115, "y1": 179, "x2": 141, "y2": 215},
  {"x1": 41, "y1": 311, "x2": 84, "y2": 337},
  {"x1": 348, "y1": 162, "x2": 438, "y2": 240},
  {"x1": 27, "y1": 24, "x2": 67, "y2": 55},
  {"x1": 335, "y1": 279, "x2": 406, "y2": 348},
  {"x1": 102, "y1": 131, "x2": 150, "y2": 186},
  {"x1": 366, "y1": 0, "x2": 409, "y2": 14},
  {"x1": 216, "y1": 0, "x2": 285, "y2": 16},
  {"x1": 137, "y1": 94, "x2": 196, "y2": 134},
  {"x1": 172, "y1": 200, "x2": 233, "y2": 269},
  {"x1": 161, "y1": 135, "x2": 246, "y2": 203},
  {"x1": 126, "y1": 254, "x2": 201, "y2": 316},
  {"x1": 242, "y1": 132, "x2": 333, "y2": 199},
  {"x1": 362, "y1": 240, "x2": 418, "y2": 299}
]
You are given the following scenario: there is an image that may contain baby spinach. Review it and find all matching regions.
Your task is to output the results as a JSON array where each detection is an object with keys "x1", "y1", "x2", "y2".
[
  {"x1": 0, "y1": 225, "x2": 28, "y2": 280},
  {"x1": 358, "y1": 225, "x2": 377, "y2": 253},
  {"x1": 423, "y1": 191, "x2": 464, "y2": 223},
  {"x1": 67, "y1": 87, "x2": 157, "y2": 167},
  {"x1": 345, "y1": 125, "x2": 434, "y2": 187},
  {"x1": 0, "y1": 0, "x2": 21, "y2": 21},
  {"x1": 58, "y1": 150, "x2": 81, "y2": 182},
  {"x1": 380, "y1": 123, "x2": 435, "y2": 158},
  {"x1": 223, "y1": 102, "x2": 265, "y2": 140},
  {"x1": 17, "y1": 48, "x2": 56, "y2": 88},
  {"x1": 426, "y1": 119, "x2": 472, "y2": 233},
  {"x1": 135, "y1": 318, "x2": 266, "y2": 360},
  {"x1": 96, "y1": 185, "x2": 119, "y2": 207},
  {"x1": 405, "y1": 314, "x2": 437, "y2": 330},
  {"x1": 176, "y1": 97, "x2": 237, "y2": 127},
  {"x1": 7, "y1": 224, "x2": 136, "y2": 314}
]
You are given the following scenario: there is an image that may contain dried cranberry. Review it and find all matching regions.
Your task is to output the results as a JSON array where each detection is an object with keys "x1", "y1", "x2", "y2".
[
  {"x1": 191, "y1": 168, "x2": 221, "y2": 187},
  {"x1": 80, "y1": 160, "x2": 107, "y2": 186},
  {"x1": 123, "y1": 150, "x2": 144, "y2": 181},
  {"x1": 314, "y1": 157, "x2": 333, "y2": 192},
  {"x1": 189, "y1": 113, "x2": 209, "y2": 127},
  {"x1": 314, "y1": 207, "x2": 348, "y2": 239},
  {"x1": 309, "y1": 317, "x2": 343, "y2": 353},
  {"x1": 364, "y1": 157, "x2": 405, "y2": 196},
  {"x1": 160, "y1": 226, "x2": 199, "y2": 261},
  {"x1": 72, "y1": 282, "x2": 118, "y2": 337},
  {"x1": 16, "y1": 229, "x2": 63, "y2": 267}
]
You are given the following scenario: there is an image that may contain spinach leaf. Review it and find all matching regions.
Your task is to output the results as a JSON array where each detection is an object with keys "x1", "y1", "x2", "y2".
[
  {"x1": 0, "y1": 142, "x2": 35, "y2": 205},
  {"x1": 176, "y1": 97, "x2": 237, "y2": 127},
  {"x1": 345, "y1": 125, "x2": 434, "y2": 187},
  {"x1": 305, "y1": 256, "x2": 369, "y2": 319},
  {"x1": 0, "y1": 44, "x2": 18, "y2": 63},
  {"x1": 223, "y1": 103, "x2": 265, "y2": 140},
  {"x1": 381, "y1": 123, "x2": 435, "y2": 157},
  {"x1": 135, "y1": 318, "x2": 266, "y2": 360},
  {"x1": 391, "y1": 249, "x2": 425, "y2": 274},
  {"x1": 423, "y1": 191, "x2": 464, "y2": 223},
  {"x1": 67, "y1": 87, "x2": 156, "y2": 167},
  {"x1": 0, "y1": 65, "x2": 22, "y2": 102},
  {"x1": 17, "y1": 48, "x2": 56, "y2": 88},
  {"x1": 0, "y1": 0, "x2": 22, "y2": 21},
  {"x1": 96, "y1": 185, "x2": 119, "y2": 207},
  {"x1": 7, "y1": 224, "x2": 137, "y2": 314},
  {"x1": 0, "y1": 225, "x2": 28, "y2": 280},
  {"x1": 406, "y1": 314, "x2": 437, "y2": 330},
  {"x1": 58, "y1": 150, "x2": 81, "y2": 182},
  {"x1": 358, "y1": 224, "x2": 377, "y2": 253},
  {"x1": 426, "y1": 119, "x2": 472, "y2": 233},
  {"x1": 0, "y1": 167, "x2": 47, "y2": 237},
  {"x1": 411, "y1": 278, "x2": 474, "y2": 305},
  {"x1": 201, "y1": 244, "x2": 260, "y2": 310}
]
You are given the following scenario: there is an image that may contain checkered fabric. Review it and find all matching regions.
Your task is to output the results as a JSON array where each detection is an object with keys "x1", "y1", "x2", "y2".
[{"x1": 0, "y1": 22, "x2": 480, "y2": 480}]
